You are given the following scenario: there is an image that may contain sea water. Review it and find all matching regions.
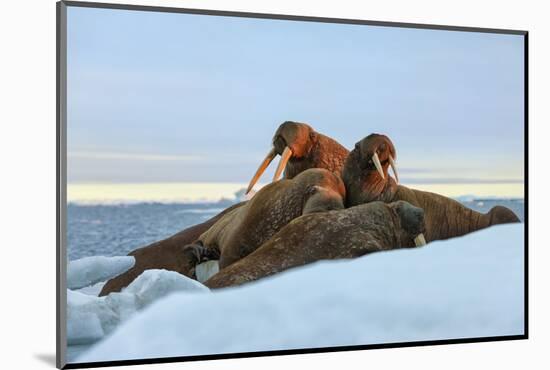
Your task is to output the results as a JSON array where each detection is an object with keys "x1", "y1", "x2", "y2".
[{"x1": 67, "y1": 198, "x2": 524, "y2": 261}]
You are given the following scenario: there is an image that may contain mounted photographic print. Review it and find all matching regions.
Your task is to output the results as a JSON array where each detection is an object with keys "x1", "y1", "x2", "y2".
[{"x1": 56, "y1": 1, "x2": 528, "y2": 368}]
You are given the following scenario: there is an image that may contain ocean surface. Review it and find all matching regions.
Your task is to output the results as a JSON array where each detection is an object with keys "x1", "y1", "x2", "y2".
[{"x1": 67, "y1": 198, "x2": 525, "y2": 261}]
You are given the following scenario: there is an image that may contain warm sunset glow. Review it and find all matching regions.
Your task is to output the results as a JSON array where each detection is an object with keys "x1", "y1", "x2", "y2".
[{"x1": 67, "y1": 182, "x2": 524, "y2": 204}]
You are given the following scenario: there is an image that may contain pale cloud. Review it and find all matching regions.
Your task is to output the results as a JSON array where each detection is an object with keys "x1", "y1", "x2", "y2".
[{"x1": 68, "y1": 151, "x2": 203, "y2": 162}]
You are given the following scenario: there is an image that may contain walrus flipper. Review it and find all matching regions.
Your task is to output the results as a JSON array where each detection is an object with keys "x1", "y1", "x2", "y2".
[
  {"x1": 182, "y1": 243, "x2": 220, "y2": 278},
  {"x1": 488, "y1": 205, "x2": 520, "y2": 225}
]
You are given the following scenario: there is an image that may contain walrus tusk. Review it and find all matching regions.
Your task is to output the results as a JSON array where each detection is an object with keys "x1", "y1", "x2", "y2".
[
  {"x1": 273, "y1": 146, "x2": 293, "y2": 182},
  {"x1": 195, "y1": 260, "x2": 220, "y2": 283},
  {"x1": 414, "y1": 233, "x2": 427, "y2": 247},
  {"x1": 246, "y1": 148, "x2": 277, "y2": 194},
  {"x1": 389, "y1": 155, "x2": 399, "y2": 184},
  {"x1": 372, "y1": 153, "x2": 385, "y2": 179}
]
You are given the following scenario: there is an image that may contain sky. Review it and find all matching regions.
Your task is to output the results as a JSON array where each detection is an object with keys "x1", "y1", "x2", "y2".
[{"x1": 66, "y1": 6, "x2": 525, "y2": 200}]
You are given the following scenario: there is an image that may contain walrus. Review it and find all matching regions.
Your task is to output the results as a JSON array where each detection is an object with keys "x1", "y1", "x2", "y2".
[
  {"x1": 185, "y1": 168, "x2": 347, "y2": 271},
  {"x1": 100, "y1": 121, "x2": 347, "y2": 296},
  {"x1": 341, "y1": 133, "x2": 520, "y2": 243},
  {"x1": 98, "y1": 203, "x2": 245, "y2": 296},
  {"x1": 204, "y1": 200, "x2": 426, "y2": 289},
  {"x1": 246, "y1": 121, "x2": 349, "y2": 194}
]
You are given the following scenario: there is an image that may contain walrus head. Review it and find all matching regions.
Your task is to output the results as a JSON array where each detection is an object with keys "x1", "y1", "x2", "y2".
[
  {"x1": 352, "y1": 133, "x2": 398, "y2": 181},
  {"x1": 246, "y1": 121, "x2": 316, "y2": 194},
  {"x1": 342, "y1": 133, "x2": 399, "y2": 207},
  {"x1": 389, "y1": 200, "x2": 427, "y2": 247}
]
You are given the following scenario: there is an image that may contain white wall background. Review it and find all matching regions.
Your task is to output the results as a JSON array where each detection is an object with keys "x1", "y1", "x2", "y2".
[{"x1": 0, "y1": 0, "x2": 546, "y2": 369}]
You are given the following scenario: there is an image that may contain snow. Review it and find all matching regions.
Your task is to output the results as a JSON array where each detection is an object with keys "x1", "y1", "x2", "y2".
[
  {"x1": 76, "y1": 224, "x2": 525, "y2": 364},
  {"x1": 67, "y1": 256, "x2": 135, "y2": 290},
  {"x1": 67, "y1": 291, "x2": 106, "y2": 345},
  {"x1": 122, "y1": 268, "x2": 209, "y2": 305},
  {"x1": 67, "y1": 269, "x2": 209, "y2": 347}
]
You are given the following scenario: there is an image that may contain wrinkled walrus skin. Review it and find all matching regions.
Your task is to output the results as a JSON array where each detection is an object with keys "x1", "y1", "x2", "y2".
[
  {"x1": 342, "y1": 134, "x2": 520, "y2": 243},
  {"x1": 205, "y1": 201, "x2": 426, "y2": 289},
  {"x1": 190, "y1": 168, "x2": 347, "y2": 270},
  {"x1": 98, "y1": 203, "x2": 244, "y2": 296},
  {"x1": 274, "y1": 121, "x2": 350, "y2": 179},
  {"x1": 100, "y1": 121, "x2": 347, "y2": 295}
]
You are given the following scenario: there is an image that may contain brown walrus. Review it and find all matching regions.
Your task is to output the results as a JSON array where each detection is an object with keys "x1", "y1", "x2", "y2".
[
  {"x1": 186, "y1": 168, "x2": 347, "y2": 270},
  {"x1": 341, "y1": 133, "x2": 520, "y2": 243},
  {"x1": 98, "y1": 203, "x2": 245, "y2": 296},
  {"x1": 204, "y1": 200, "x2": 426, "y2": 289},
  {"x1": 100, "y1": 121, "x2": 347, "y2": 296},
  {"x1": 246, "y1": 121, "x2": 349, "y2": 194}
]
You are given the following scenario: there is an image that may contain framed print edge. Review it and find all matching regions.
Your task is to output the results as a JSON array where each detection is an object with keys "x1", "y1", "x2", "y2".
[
  {"x1": 57, "y1": 1, "x2": 68, "y2": 369},
  {"x1": 56, "y1": 1, "x2": 529, "y2": 369},
  {"x1": 62, "y1": 0, "x2": 528, "y2": 35}
]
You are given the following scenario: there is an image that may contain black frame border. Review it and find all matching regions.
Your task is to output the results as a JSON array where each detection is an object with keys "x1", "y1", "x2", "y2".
[{"x1": 56, "y1": 1, "x2": 529, "y2": 369}]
